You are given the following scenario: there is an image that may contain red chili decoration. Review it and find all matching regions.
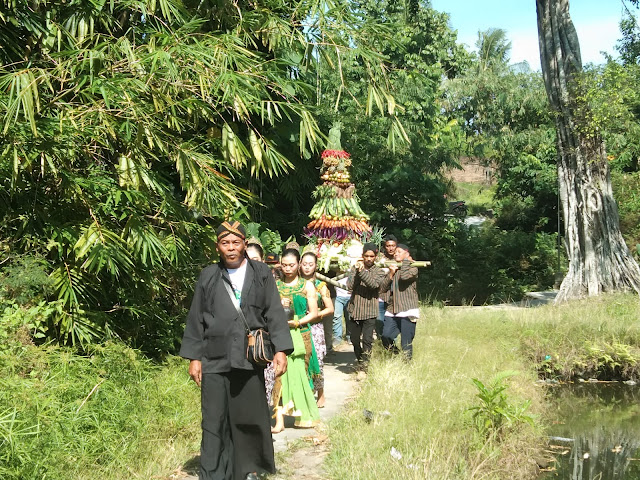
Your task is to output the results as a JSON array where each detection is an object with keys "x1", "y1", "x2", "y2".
[{"x1": 321, "y1": 149, "x2": 351, "y2": 159}]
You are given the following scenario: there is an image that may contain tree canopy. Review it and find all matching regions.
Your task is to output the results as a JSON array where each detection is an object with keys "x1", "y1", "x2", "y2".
[{"x1": 0, "y1": 0, "x2": 407, "y2": 351}]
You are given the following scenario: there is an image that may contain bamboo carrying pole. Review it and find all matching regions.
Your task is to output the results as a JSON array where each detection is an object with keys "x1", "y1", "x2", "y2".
[
  {"x1": 315, "y1": 272, "x2": 347, "y2": 290},
  {"x1": 315, "y1": 260, "x2": 430, "y2": 290},
  {"x1": 382, "y1": 260, "x2": 431, "y2": 268}
]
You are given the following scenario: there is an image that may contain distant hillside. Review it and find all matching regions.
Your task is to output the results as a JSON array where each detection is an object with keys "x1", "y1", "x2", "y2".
[{"x1": 446, "y1": 157, "x2": 494, "y2": 185}]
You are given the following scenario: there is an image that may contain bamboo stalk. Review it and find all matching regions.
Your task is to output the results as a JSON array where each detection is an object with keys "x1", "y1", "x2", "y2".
[
  {"x1": 327, "y1": 260, "x2": 431, "y2": 270},
  {"x1": 376, "y1": 260, "x2": 431, "y2": 268},
  {"x1": 315, "y1": 260, "x2": 431, "y2": 290},
  {"x1": 378, "y1": 260, "x2": 430, "y2": 268},
  {"x1": 315, "y1": 272, "x2": 345, "y2": 290}
]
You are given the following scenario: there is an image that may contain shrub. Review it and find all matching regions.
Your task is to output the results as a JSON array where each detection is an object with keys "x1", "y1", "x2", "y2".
[
  {"x1": 422, "y1": 222, "x2": 558, "y2": 305},
  {"x1": 612, "y1": 171, "x2": 640, "y2": 259},
  {"x1": 0, "y1": 254, "x2": 53, "y2": 305},
  {"x1": 468, "y1": 372, "x2": 535, "y2": 440}
]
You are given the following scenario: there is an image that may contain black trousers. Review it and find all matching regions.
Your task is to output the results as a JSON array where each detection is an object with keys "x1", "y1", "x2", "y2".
[
  {"x1": 348, "y1": 317, "x2": 376, "y2": 362},
  {"x1": 382, "y1": 316, "x2": 416, "y2": 360},
  {"x1": 200, "y1": 369, "x2": 274, "y2": 480}
]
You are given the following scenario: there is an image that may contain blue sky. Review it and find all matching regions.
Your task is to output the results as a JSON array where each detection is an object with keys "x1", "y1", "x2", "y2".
[{"x1": 430, "y1": 0, "x2": 626, "y2": 70}]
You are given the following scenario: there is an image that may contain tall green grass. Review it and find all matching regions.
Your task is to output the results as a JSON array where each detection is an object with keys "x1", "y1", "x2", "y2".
[
  {"x1": 0, "y1": 342, "x2": 200, "y2": 480},
  {"x1": 4, "y1": 294, "x2": 638, "y2": 479},
  {"x1": 517, "y1": 293, "x2": 640, "y2": 380},
  {"x1": 325, "y1": 294, "x2": 640, "y2": 479},
  {"x1": 325, "y1": 307, "x2": 543, "y2": 480}
]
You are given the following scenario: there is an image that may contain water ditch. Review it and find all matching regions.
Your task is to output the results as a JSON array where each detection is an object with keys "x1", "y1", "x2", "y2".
[{"x1": 541, "y1": 382, "x2": 640, "y2": 479}]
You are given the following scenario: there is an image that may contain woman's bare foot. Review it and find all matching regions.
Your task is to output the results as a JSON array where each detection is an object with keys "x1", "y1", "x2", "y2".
[
  {"x1": 271, "y1": 408, "x2": 284, "y2": 434},
  {"x1": 316, "y1": 389, "x2": 325, "y2": 408}
]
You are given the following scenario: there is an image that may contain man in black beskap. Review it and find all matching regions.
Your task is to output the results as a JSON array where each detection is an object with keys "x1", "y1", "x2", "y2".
[
  {"x1": 180, "y1": 221, "x2": 293, "y2": 480},
  {"x1": 346, "y1": 243, "x2": 385, "y2": 366}
]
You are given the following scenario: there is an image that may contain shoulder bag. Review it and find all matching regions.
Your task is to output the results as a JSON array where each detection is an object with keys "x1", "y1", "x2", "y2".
[{"x1": 222, "y1": 277, "x2": 275, "y2": 367}]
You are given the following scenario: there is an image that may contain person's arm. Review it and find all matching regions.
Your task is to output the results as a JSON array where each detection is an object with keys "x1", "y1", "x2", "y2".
[
  {"x1": 379, "y1": 264, "x2": 395, "y2": 293},
  {"x1": 358, "y1": 266, "x2": 383, "y2": 289},
  {"x1": 346, "y1": 265, "x2": 357, "y2": 291},
  {"x1": 399, "y1": 259, "x2": 418, "y2": 281},
  {"x1": 179, "y1": 270, "x2": 208, "y2": 387},
  {"x1": 317, "y1": 283, "x2": 334, "y2": 319},
  {"x1": 298, "y1": 280, "x2": 319, "y2": 326}
]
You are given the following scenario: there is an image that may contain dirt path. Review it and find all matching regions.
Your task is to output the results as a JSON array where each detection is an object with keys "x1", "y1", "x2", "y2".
[{"x1": 180, "y1": 347, "x2": 358, "y2": 480}]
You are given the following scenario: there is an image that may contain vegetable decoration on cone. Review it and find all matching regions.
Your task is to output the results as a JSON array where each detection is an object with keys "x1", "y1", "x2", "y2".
[{"x1": 304, "y1": 123, "x2": 371, "y2": 241}]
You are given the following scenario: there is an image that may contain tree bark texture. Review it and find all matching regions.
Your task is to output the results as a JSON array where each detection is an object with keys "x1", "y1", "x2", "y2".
[{"x1": 536, "y1": 0, "x2": 640, "y2": 302}]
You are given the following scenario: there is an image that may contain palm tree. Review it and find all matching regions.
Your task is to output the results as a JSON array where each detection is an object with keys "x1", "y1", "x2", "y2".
[{"x1": 476, "y1": 28, "x2": 512, "y2": 72}]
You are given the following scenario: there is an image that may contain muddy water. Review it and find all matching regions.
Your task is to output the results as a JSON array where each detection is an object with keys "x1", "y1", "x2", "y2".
[{"x1": 542, "y1": 383, "x2": 640, "y2": 479}]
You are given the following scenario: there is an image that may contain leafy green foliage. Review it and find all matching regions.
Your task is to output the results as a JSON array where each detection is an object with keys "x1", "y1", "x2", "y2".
[
  {"x1": 423, "y1": 222, "x2": 558, "y2": 305},
  {"x1": 0, "y1": 301, "x2": 65, "y2": 349},
  {"x1": 445, "y1": 56, "x2": 559, "y2": 233},
  {"x1": 0, "y1": 0, "x2": 405, "y2": 352},
  {"x1": 613, "y1": 171, "x2": 640, "y2": 258},
  {"x1": 617, "y1": 7, "x2": 640, "y2": 66},
  {"x1": 573, "y1": 60, "x2": 640, "y2": 256},
  {"x1": 0, "y1": 255, "x2": 53, "y2": 305},
  {"x1": 577, "y1": 61, "x2": 640, "y2": 174},
  {"x1": 469, "y1": 371, "x2": 534, "y2": 440},
  {"x1": 475, "y1": 28, "x2": 512, "y2": 73},
  {"x1": 244, "y1": 222, "x2": 293, "y2": 254},
  {"x1": 306, "y1": 1, "x2": 469, "y2": 272}
]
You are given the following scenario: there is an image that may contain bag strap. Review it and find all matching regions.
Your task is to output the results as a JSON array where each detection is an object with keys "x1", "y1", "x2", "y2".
[{"x1": 221, "y1": 273, "x2": 251, "y2": 334}]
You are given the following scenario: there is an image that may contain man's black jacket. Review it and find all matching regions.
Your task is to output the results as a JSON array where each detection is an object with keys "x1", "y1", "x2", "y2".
[{"x1": 179, "y1": 259, "x2": 293, "y2": 373}]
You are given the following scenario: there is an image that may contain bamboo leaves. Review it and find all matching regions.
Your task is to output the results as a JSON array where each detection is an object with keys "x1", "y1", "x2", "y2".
[
  {"x1": 74, "y1": 222, "x2": 134, "y2": 277},
  {"x1": 1, "y1": 69, "x2": 44, "y2": 136},
  {"x1": 0, "y1": 0, "x2": 407, "y2": 351}
]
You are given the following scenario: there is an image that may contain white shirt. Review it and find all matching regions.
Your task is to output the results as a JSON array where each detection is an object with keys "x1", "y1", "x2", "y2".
[
  {"x1": 227, "y1": 260, "x2": 248, "y2": 307},
  {"x1": 385, "y1": 308, "x2": 420, "y2": 322},
  {"x1": 335, "y1": 276, "x2": 351, "y2": 298}
]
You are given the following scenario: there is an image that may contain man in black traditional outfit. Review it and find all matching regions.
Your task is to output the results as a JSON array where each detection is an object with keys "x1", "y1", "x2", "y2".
[{"x1": 180, "y1": 221, "x2": 293, "y2": 480}]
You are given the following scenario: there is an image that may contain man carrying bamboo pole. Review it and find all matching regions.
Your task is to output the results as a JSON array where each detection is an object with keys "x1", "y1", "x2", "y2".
[
  {"x1": 346, "y1": 243, "x2": 385, "y2": 367},
  {"x1": 377, "y1": 235, "x2": 397, "y2": 338},
  {"x1": 380, "y1": 243, "x2": 419, "y2": 360}
]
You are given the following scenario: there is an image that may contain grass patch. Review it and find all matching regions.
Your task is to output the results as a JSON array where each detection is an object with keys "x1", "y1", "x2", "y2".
[
  {"x1": 4, "y1": 294, "x2": 639, "y2": 479},
  {"x1": 325, "y1": 306, "x2": 543, "y2": 479},
  {"x1": 0, "y1": 342, "x2": 200, "y2": 480},
  {"x1": 453, "y1": 182, "x2": 496, "y2": 215},
  {"x1": 325, "y1": 294, "x2": 640, "y2": 479},
  {"x1": 517, "y1": 293, "x2": 640, "y2": 381}
]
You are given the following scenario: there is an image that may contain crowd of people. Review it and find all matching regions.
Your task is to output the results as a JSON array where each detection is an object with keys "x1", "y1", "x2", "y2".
[{"x1": 180, "y1": 221, "x2": 419, "y2": 480}]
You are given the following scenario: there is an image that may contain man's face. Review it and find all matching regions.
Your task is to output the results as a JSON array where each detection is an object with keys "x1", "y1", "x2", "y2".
[
  {"x1": 363, "y1": 250, "x2": 376, "y2": 268},
  {"x1": 394, "y1": 247, "x2": 408, "y2": 262},
  {"x1": 217, "y1": 233, "x2": 247, "y2": 268},
  {"x1": 385, "y1": 240, "x2": 397, "y2": 257}
]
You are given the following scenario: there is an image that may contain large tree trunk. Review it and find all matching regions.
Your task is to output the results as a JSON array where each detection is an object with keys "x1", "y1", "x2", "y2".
[{"x1": 536, "y1": 0, "x2": 640, "y2": 302}]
